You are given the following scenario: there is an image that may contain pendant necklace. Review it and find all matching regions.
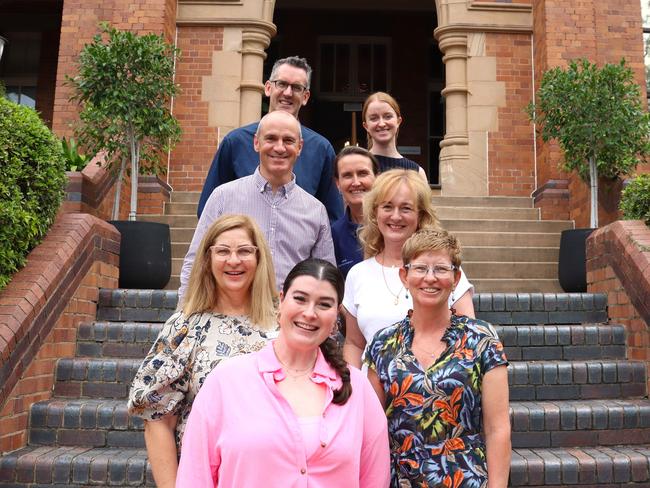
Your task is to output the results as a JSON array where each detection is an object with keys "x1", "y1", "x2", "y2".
[
  {"x1": 274, "y1": 346, "x2": 316, "y2": 380},
  {"x1": 379, "y1": 253, "x2": 404, "y2": 306}
]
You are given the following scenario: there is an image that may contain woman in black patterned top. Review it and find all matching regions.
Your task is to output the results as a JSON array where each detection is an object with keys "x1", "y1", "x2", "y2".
[
  {"x1": 128, "y1": 214, "x2": 278, "y2": 488},
  {"x1": 362, "y1": 91, "x2": 429, "y2": 183}
]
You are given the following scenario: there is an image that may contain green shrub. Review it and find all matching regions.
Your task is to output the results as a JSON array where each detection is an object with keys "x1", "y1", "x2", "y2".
[
  {"x1": 620, "y1": 174, "x2": 650, "y2": 225},
  {"x1": 0, "y1": 97, "x2": 66, "y2": 289}
]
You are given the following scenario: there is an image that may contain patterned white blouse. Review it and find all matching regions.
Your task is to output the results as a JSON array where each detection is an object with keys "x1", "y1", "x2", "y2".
[{"x1": 128, "y1": 310, "x2": 277, "y2": 448}]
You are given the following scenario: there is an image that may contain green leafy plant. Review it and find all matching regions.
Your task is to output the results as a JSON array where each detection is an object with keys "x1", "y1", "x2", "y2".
[
  {"x1": 0, "y1": 96, "x2": 66, "y2": 290},
  {"x1": 61, "y1": 137, "x2": 91, "y2": 172},
  {"x1": 527, "y1": 59, "x2": 650, "y2": 227},
  {"x1": 620, "y1": 174, "x2": 650, "y2": 225},
  {"x1": 67, "y1": 23, "x2": 181, "y2": 220}
]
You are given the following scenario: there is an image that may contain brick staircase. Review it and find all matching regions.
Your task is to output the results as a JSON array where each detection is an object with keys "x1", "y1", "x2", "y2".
[
  {"x1": 2, "y1": 290, "x2": 650, "y2": 487},
  {"x1": 140, "y1": 191, "x2": 571, "y2": 293}
]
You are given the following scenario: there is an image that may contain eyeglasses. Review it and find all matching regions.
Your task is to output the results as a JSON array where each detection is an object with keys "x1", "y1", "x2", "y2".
[
  {"x1": 269, "y1": 79, "x2": 308, "y2": 95},
  {"x1": 209, "y1": 245, "x2": 258, "y2": 261},
  {"x1": 404, "y1": 263, "x2": 456, "y2": 278}
]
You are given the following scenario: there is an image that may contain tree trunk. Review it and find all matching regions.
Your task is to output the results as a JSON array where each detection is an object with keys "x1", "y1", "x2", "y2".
[
  {"x1": 128, "y1": 133, "x2": 139, "y2": 221},
  {"x1": 111, "y1": 156, "x2": 127, "y2": 220},
  {"x1": 589, "y1": 155, "x2": 598, "y2": 228}
]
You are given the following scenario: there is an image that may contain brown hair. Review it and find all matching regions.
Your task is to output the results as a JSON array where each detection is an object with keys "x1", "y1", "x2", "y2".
[
  {"x1": 362, "y1": 92, "x2": 402, "y2": 149},
  {"x1": 182, "y1": 214, "x2": 277, "y2": 329},
  {"x1": 359, "y1": 169, "x2": 441, "y2": 258},
  {"x1": 282, "y1": 259, "x2": 351, "y2": 405},
  {"x1": 402, "y1": 228, "x2": 462, "y2": 269},
  {"x1": 333, "y1": 145, "x2": 380, "y2": 178}
]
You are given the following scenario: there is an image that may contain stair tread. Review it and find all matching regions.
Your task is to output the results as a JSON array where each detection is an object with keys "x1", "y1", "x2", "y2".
[{"x1": 510, "y1": 445, "x2": 650, "y2": 486}]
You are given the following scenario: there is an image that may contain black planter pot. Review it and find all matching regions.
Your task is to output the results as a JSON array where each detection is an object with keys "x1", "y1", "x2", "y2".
[
  {"x1": 109, "y1": 221, "x2": 171, "y2": 289},
  {"x1": 558, "y1": 228, "x2": 596, "y2": 293}
]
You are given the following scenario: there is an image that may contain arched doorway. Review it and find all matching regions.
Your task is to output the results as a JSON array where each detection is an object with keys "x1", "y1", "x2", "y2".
[{"x1": 268, "y1": 1, "x2": 443, "y2": 183}]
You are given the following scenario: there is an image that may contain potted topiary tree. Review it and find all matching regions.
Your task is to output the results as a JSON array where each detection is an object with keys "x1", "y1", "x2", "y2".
[
  {"x1": 528, "y1": 59, "x2": 650, "y2": 292},
  {"x1": 68, "y1": 23, "x2": 181, "y2": 289}
]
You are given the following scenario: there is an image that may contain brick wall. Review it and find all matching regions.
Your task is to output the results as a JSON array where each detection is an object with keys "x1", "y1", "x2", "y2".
[
  {"x1": 587, "y1": 220, "x2": 650, "y2": 385},
  {"x1": 486, "y1": 32, "x2": 536, "y2": 196},
  {"x1": 52, "y1": 0, "x2": 177, "y2": 138},
  {"x1": 168, "y1": 26, "x2": 224, "y2": 192},
  {"x1": 0, "y1": 214, "x2": 120, "y2": 453},
  {"x1": 532, "y1": 0, "x2": 646, "y2": 224}
]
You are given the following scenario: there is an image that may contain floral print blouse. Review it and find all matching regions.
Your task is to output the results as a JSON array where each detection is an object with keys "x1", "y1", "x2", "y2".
[
  {"x1": 128, "y1": 311, "x2": 277, "y2": 449},
  {"x1": 364, "y1": 314, "x2": 508, "y2": 488}
]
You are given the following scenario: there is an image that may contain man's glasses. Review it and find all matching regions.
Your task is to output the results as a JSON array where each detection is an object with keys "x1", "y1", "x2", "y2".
[
  {"x1": 269, "y1": 79, "x2": 308, "y2": 95},
  {"x1": 209, "y1": 245, "x2": 258, "y2": 261},
  {"x1": 404, "y1": 263, "x2": 457, "y2": 278}
]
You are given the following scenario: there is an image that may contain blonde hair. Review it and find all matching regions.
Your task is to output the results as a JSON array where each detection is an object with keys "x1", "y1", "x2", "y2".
[
  {"x1": 359, "y1": 169, "x2": 441, "y2": 258},
  {"x1": 402, "y1": 229, "x2": 462, "y2": 269},
  {"x1": 182, "y1": 215, "x2": 277, "y2": 329},
  {"x1": 362, "y1": 91, "x2": 402, "y2": 149}
]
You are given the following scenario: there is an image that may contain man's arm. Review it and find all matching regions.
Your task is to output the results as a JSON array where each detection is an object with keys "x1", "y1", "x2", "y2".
[
  {"x1": 197, "y1": 137, "x2": 235, "y2": 218},
  {"x1": 179, "y1": 190, "x2": 223, "y2": 304},
  {"x1": 315, "y1": 142, "x2": 344, "y2": 221}
]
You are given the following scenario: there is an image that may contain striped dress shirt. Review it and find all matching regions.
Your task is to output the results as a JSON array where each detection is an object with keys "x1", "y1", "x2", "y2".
[{"x1": 179, "y1": 168, "x2": 335, "y2": 300}]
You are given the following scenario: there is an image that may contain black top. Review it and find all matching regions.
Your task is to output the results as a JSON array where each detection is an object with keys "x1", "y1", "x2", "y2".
[{"x1": 374, "y1": 154, "x2": 421, "y2": 173}]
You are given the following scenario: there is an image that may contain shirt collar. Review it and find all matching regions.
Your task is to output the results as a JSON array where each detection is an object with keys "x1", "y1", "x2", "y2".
[
  {"x1": 257, "y1": 341, "x2": 339, "y2": 385},
  {"x1": 253, "y1": 167, "x2": 297, "y2": 197}
]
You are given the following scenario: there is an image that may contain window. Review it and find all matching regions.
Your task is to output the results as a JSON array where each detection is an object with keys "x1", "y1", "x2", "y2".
[
  {"x1": 0, "y1": 32, "x2": 41, "y2": 108},
  {"x1": 317, "y1": 37, "x2": 391, "y2": 100}
]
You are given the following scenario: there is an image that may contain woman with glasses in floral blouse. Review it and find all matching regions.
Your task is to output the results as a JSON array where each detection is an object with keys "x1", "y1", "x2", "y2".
[
  {"x1": 128, "y1": 214, "x2": 277, "y2": 488},
  {"x1": 365, "y1": 229, "x2": 510, "y2": 487}
]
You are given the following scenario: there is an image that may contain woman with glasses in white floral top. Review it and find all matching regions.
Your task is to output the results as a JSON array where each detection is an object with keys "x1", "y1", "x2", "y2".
[
  {"x1": 342, "y1": 169, "x2": 475, "y2": 368},
  {"x1": 128, "y1": 214, "x2": 278, "y2": 488}
]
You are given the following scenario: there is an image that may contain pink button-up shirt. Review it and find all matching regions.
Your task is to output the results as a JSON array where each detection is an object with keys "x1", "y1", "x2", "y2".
[{"x1": 176, "y1": 342, "x2": 390, "y2": 488}]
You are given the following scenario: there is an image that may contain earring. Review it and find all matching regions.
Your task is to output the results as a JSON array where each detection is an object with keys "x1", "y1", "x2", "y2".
[{"x1": 405, "y1": 289, "x2": 409, "y2": 300}]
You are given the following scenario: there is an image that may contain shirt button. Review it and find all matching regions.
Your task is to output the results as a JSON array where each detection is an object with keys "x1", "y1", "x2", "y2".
[
  {"x1": 321, "y1": 442, "x2": 326, "y2": 447},
  {"x1": 300, "y1": 468, "x2": 306, "y2": 475}
]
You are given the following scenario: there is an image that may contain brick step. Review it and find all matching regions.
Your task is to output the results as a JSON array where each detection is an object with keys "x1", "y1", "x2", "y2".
[
  {"x1": 76, "y1": 322, "x2": 160, "y2": 358},
  {"x1": 169, "y1": 190, "x2": 200, "y2": 203},
  {"x1": 164, "y1": 202, "x2": 541, "y2": 220},
  {"x1": 166, "y1": 192, "x2": 536, "y2": 209},
  {"x1": 143, "y1": 214, "x2": 573, "y2": 233},
  {"x1": 96, "y1": 290, "x2": 608, "y2": 326},
  {"x1": 28, "y1": 399, "x2": 144, "y2": 448},
  {"x1": 53, "y1": 358, "x2": 141, "y2": 399},
  {"x1": 0, "y1": 445, "x2": 153, "y2": 486},
  {"x1": 168, "y1": 228, "x2": 565, "y2": 248},
  {"x1": 471, "y1": 278, "x2": 563, "y2": 293},
  {"x1": 75, "y1": 321, "x2": 626, "y2": 361},
  {"x1": 498, "y1": 324, "x2": 626, "y2": 361},
  {"x1": 171, "y1": 257, "x2": 563, "y2": 279},
  {"x1": 510, "y1": 445, "x2": 650, "y2": 486},
  {"x1": 510, "y1": 399, "x2": 650, "y2": 448},
  {"x1": 53, "y1": 356, "x2": 644, "y2": 402},
  {"x1": 508, "y1": 360, "x2": 646, "y2": 401}
]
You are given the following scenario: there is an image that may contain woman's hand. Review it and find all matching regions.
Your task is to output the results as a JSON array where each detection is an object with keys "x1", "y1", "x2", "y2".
[
  {"x1": 144, "y1": 415, "x2": 179, "y2": 488},
  {"x1": 342, "y1": 307, "x2": 366, "y2": 368},
  {"x1": 482, "y1": 365, "x2": 511, "y2": 488}
]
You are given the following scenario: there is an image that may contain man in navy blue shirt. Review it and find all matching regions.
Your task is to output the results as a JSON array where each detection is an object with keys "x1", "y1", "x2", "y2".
[{"x1": 197, "y1": 56, "x2": 343, "y2": 221}]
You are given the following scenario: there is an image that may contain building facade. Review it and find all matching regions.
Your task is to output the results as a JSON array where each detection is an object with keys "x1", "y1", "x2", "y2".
[{"x1": 0, "y1": 0, "x2": 646, "y2": 227}]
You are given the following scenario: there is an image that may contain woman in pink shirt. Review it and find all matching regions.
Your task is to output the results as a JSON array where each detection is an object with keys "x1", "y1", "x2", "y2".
[{"x1": 176, "y1": 259, "x2": 390, "y2": 488}]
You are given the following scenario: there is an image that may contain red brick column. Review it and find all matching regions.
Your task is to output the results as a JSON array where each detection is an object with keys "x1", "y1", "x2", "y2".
[
  {"x1": 168, "y1": 26, "x2": 224, "y2": 192},
  {"x1": 532, "y1": 0, "x2": 646, "y2": 224},
  {"x1": 0, "y1": 214, "x2": 120, "y2": 453},
  {"x1": 486, "y1": 32, "x2": 536, "y2": 197},
  {"x1": 587, "y1": 220, "x2": 650, "y2": 384}
]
